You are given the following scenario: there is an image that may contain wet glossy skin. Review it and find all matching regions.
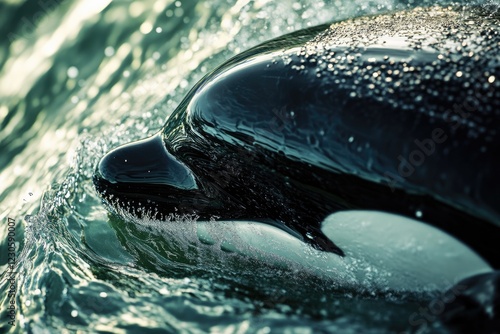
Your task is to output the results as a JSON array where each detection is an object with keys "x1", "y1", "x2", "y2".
[{"x1": 94, "y1": 7, "x2": 500, "y2": 266}]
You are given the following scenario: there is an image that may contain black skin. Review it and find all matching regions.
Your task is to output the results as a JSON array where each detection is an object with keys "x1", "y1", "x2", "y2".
[
  {"x1": 439, "y1": 271, "x2": 500, "y2": 333},
  {"x1": 94, "y1": 7, "x2": 500, "y2": 267}
]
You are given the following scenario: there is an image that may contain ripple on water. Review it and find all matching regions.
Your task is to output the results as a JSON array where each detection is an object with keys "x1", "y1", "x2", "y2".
[{"x1": 0, "y1": 0, "x2": 497, "y2": 332}]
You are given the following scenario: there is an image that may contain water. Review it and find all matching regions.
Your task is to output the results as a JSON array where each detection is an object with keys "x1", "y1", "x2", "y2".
[{"x1": 0, "y1": 0, "x2": 497, "y2": 333}]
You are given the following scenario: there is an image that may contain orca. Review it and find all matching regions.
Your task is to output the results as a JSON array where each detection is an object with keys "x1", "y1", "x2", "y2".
[{"x1": 94, "y1": 6, "x2": 500, "y2": 271}]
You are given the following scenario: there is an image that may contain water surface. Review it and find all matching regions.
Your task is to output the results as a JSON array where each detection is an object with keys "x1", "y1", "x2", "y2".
[{"x1": 0, "y1": 0, "x2": 496, "y2": 332}]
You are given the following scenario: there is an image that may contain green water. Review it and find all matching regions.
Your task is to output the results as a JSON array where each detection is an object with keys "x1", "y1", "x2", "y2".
[{"x1": 0, "y1": 0, "x2": 496, "y2": 333}]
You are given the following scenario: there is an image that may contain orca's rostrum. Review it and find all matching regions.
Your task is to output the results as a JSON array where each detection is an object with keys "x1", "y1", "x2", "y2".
[{"x1": 94, "y1": 6, "x2": 500, "y2": 270}]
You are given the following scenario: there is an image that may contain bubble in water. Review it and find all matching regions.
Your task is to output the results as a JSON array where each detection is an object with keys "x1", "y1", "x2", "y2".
[
  {"x1": 140, "y1": 21, "x2": 153, "y2": 34},
  {"x1": 104, "y1": 46, "x2": 115, "y2": 57},
  {"x1": 67, "y1": 66, "x2": 79, "y2": 78}
]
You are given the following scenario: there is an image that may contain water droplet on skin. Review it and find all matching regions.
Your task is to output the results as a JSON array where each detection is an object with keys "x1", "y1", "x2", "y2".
[{"x1": 308, "y1": 135, "x2": 318, "y2": 146}]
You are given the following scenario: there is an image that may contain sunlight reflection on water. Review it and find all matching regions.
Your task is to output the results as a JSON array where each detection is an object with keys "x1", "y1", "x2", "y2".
[{"x1": 0, "y1": 0, "x2": 496, "y2": 332}]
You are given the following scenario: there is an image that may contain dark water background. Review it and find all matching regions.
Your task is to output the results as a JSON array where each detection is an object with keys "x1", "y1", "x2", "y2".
[{"x1": 0, "y1": 0, "x2": 498, "y2": 333}]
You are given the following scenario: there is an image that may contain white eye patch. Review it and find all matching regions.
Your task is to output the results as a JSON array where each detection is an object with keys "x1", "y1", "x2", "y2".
[
  {"x1": 196, "y1": 211, "x2": 492, "y2": 292},
  {"x1": 321, "y1": 211, "x2": 492, "y2": 291}
]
